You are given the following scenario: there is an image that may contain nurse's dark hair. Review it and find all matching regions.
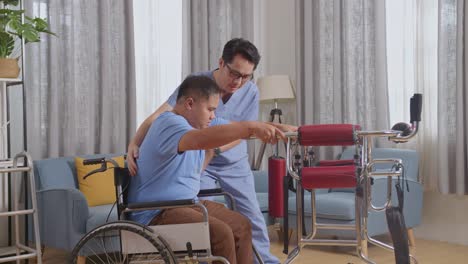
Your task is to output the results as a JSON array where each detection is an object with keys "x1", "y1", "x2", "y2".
[
  {"x1": 222, "y1": 38, "x2": 261, "y2": 70},
  {"x1": 176, "y1": 75, "x2": 221, "y2": 102}
]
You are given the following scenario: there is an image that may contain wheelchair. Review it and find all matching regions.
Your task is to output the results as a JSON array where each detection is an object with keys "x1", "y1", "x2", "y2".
[{"x1": 71, "y1": 157, "x2": 262, "y2": 264}]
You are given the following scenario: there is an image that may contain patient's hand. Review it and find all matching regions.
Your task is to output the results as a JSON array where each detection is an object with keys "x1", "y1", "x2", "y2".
[
  {"x1": 249, "y1": 122, "x2": 286, "y2": 144},
  {"x1": 127, "y1": 142, "x2": 139, "y2": 176},
  {"x1": 268, "y1": 122, "x2": 298, "y2": 133}
]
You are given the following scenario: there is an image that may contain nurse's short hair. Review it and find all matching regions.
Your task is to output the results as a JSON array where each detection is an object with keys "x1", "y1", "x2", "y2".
[
  {"x1": 176, "y1": 75, "x2": 220, "y2": 103},
  {"x1": 222, "y1": 38, "x2": 261, "y2": 70}
]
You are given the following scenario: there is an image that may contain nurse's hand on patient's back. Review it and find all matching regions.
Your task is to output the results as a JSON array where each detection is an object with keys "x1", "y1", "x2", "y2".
[{"x1": 126, "y1": 142, "x2": 139, "y2": 176}]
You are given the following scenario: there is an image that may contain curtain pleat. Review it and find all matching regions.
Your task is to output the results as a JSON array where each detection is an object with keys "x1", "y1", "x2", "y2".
[{"x1": 436, "y1": 0, "x2": 467, "y2": 194}]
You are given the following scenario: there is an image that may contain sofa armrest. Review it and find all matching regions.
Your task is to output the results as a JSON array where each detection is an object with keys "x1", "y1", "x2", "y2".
[{"x1": 36, "y1": 188, "x2": 89, "y2": 252}]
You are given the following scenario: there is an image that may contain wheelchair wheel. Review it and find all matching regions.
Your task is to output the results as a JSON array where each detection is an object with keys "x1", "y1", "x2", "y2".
[{"x1": 71, "y1": 221, "x2": 177, "y2": 264}]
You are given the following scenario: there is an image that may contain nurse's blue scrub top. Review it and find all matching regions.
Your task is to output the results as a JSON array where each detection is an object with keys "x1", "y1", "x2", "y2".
[{"x1": 167, "y1": 71, "x2": 259, "y2": 173}]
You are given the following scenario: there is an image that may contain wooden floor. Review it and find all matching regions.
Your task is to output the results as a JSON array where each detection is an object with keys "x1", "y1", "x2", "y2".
[
  {"x1": 268, "y1": 230, "x2": 468, "y2": 263},
  {"x1": 32, "y1": 227, "x2": 468, "y2": 263}
]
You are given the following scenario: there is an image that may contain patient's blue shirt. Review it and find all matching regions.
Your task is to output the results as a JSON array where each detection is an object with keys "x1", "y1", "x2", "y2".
[{"x1": 127, "y1": 111, "x2": 225, "y2": 225}]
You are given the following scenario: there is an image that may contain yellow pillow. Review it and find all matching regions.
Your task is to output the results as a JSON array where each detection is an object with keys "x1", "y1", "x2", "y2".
[{"x1": 75, "y1": 156, "x2": 125, "y2": 207}]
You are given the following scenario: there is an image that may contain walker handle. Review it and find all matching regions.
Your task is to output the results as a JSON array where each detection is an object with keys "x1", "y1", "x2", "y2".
[
  {"x1": 83, "y1": 157, "x2": 105, "y2": 166},
  {"x1": 410, "y1": 93, "x2": 422, "y2": 123}
]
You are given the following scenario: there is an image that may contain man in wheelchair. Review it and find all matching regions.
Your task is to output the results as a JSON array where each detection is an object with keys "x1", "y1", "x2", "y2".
[{"x1": 127, "y1": 75, "x2": 289, "y2": 264}]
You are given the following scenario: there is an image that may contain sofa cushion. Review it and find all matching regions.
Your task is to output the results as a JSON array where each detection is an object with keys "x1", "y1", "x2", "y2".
[
  {"x1": 86, "y1": 204, "x2": 119, "y2": 232},
  {"x1": 288, "y1": 192, "x2": 356, "y2": 221}
]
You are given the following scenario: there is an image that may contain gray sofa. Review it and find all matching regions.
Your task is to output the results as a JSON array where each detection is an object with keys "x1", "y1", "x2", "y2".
[
  {"x1": 32, "y1": 154, "x2": 121, "y2": 251},
  {"x1": 32, "y1": 148, "x2": 422, "y2": 252},
  {"x1": 32, "y1": 154, "x2": 269, "y2": 252}
]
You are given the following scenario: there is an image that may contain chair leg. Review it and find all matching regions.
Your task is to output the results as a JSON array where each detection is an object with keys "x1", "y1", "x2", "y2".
[
  {"x1": 276, "y1": 229, "x2": 283, "y2": 241},
  {"x1": 274, "y1": 222, "x2": 283, "y2": 241},
  {"x1": 361, "y1": 239, "x2": 368, "y2": 257},
  {"x1": 275, "y1": 225, "x2": 294, "y2": 242},
  {"x1": 288, "y1": 229, "x2": 294, "y2": 241},
  {"x1": 408, "y1": 228, "x2": 416, "y2": 250},
  {"x1": 77, "y1": 256, "x2": 86, "y2": 264}
]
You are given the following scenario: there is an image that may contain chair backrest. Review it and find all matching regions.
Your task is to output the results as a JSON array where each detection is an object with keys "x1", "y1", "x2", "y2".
[
  {"x1": 34, "y1": 153, "x2": 126, "y2": 191},
  {"x1": 331, "y1": 147, "x2": 420, "y2": 193},
  {"x1": 341, "y1": 147, "x2": 419, "y2": 181},
  {"x1": 34, "y1": 157, "x2": 77, "y2": 190}
]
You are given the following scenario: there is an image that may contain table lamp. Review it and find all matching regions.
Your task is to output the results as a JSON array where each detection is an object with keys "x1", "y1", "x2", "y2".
[{"x1": 254, "y1": 75, "x2": 295, "y2": 170}]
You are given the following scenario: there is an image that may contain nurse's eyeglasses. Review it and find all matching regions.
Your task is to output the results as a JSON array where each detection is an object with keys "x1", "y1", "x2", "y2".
[{"x1": 225, "y1": 64, "x2": 254, "y2": 82}]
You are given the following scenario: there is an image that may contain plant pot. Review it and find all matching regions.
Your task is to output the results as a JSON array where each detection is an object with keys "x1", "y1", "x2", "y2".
[{"x1": 0, "y1": 58, "x2": 20, "y2": 78}]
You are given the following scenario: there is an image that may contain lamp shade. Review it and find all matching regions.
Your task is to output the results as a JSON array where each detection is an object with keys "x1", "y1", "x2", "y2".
[{"x1": 257, "y1": 75, "x2": 295, "y2": 102}]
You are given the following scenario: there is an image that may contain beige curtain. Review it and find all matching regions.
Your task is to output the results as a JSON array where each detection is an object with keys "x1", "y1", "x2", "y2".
[
  {"x1": 295, "y1": 0, "x2": 390, "y2": 159},
  {"x1": 182, "y1": 0, "x2": 255, "y2": 76},
  {"x1": 434, "y1": 0, "x2": 468, "y2": 194}
]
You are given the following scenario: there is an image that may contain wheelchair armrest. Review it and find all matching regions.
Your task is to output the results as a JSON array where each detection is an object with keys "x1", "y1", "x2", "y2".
[
  {"x1": 197, "y1": 188, "x2": 237, "y2": 210},
  {"x1": 127, "y1": 199, "x2": 196, "y2": 210},
  {"x1": 198, "y1": 188, "x2": 224, "y2": 196}
]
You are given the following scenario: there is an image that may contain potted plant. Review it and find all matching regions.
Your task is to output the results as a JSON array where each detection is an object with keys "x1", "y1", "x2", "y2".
[{"x1": 0, "y1": 0, "x2": 55, "y2": 78}]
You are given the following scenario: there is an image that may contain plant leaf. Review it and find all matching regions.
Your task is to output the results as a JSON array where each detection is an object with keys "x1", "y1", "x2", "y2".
[
  {"x1": 0, "y1": 31, "x2": 14, "y2": 57},
  {"x1": 33, "y1": 17, "x2": 48, "y2": 31},
  {"x1": 1, "y1": 0, "x2": 20, "y2": 7},
  {"x1": 0, "y1": 14, "x2": 8, "y2": 30},
  {"x1": 0, "y1": 3, "x2": 56, "y2": 50},
  {"x1": 7, "y1": 17, "x2": 21, "y2": 31},
  {"x1": 0, "y1": 9, "x2": 23, "y2": 15},
  {"x1": 20, "y1": 23, "x2": 39, "y2": 42}
]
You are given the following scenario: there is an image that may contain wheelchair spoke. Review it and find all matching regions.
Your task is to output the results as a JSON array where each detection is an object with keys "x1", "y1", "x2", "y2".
[
  {"x1": 71, "y1": 221, "x2": 177, "y2": 264},
  {"x1": 108, "y1": 233, "x2": 122, "y2": 263}
]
